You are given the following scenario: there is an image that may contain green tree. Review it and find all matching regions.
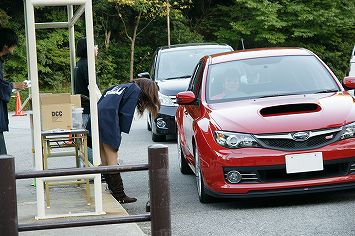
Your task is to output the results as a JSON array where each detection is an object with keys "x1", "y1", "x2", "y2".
[
  {"x1": 170, "y1": 9, "x2": 204, "y2": 44},
  {"x1": 0, "y1": 9, "x2": 10, "y2": 26},
  {"x1": 107, "y1": 0, "x2": 164, "y2": 81},
  {"x1": 195, "y1": 0, "x2": 355, "y2": 78},
  {"x1": 107, "y1": 0, "x2": 191, "y2": 81}
]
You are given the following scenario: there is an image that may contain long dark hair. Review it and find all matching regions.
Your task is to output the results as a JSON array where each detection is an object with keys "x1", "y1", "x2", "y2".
[
  {"x1": 0, "y1": 28, "x2": 18, "y2": 51},
  {"x1": 76, "y1": 38, "x2": 87, "y2": 58},
  {"x1": 134, "y1": 78, "x2": 160, "y2": 118}
]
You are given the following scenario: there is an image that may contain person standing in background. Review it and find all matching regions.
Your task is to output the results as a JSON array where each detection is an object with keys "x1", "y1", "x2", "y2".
[
  {"x1": 74, "y1": 37, "x2": 99, "y2": 128},
  {"x1": 0, "y1": 28, "x2": 27, "y2": 154},
  {"x1": 74, "y1": 37, "x2": 99, "y2": 164}
]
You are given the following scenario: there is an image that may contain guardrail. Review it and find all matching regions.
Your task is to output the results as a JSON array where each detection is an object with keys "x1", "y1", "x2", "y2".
[{"x1": 0, "y1": 144, "x2": 171, "y2": 236}]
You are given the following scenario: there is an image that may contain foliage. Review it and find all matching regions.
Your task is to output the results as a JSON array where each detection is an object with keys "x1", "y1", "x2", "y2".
[
  {"x1": 0, "y1": 9, "x2": 10, "y2": 26},
  {"x1": 36, "y1": 29, "x2": 71, "y2": 88},
  {"x1": 108, "y1": 0, "x2": 192, "y2": 80},
  {"x1": 170, "y1": 10, "x2": 204, "y2": 44},
  {"x1": 0, "y1": 0, "x2": 354, "y2": 112},
  {"x1": 198, "y1": 0, "x2": 355, "y2": 78}
]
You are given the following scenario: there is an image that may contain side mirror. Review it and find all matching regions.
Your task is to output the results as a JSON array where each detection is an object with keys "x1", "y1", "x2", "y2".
[
  {"x1": 137, "y1": 72, "x2": 150, "y2": 79},
  {"x1": 343, "y1": 76, "x2": 355, "y2": 90},
  {"x1": 176, "y1": 91, "x2": 196, "y2": 105}
]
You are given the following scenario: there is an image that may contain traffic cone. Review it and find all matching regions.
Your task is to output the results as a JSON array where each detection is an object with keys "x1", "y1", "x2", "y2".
[{"x1": 13, "y1": 91, "x2": 26, "y2": 116}]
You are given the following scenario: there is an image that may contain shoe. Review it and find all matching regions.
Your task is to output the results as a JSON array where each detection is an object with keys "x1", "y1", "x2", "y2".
[
  {"x1": 104, "y1": 172, "x2": 137, "y2": 204},
  {"x1": 112, "y1": 193, "x2": 137, "y2": 204}
]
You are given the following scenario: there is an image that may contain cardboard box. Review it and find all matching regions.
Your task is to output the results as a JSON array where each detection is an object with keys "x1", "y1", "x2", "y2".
[
  {"x1": 70, "y1": 94, "x2": 81, "y2": 108},
  {"x1": 40, "y1": 93, "x2": 72, "y2": 131}
]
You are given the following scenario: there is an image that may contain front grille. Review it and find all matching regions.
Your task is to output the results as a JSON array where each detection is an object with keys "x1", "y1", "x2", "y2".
[
  {"x1": 240, "y1": 173, "x2": 258, "y2": 183},
  {"x1": 350, "y1": 163, "x2": 355, "y2": 174},
  {"x1": 259, "y1": 131, "x2": 339, "y2": 150},
  {"x1": 259, "y1": 162, "x2": 349, "y2": 182},
  {"x1": 169, "y1": 96, "x2": 178, "y2": 106},
  {"x1": 255, "y1": 128, "x2": 342, "y2": 151}
]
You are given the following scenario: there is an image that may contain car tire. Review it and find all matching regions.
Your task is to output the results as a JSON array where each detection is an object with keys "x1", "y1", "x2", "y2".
[
  {"x1": 177, "y1": 134, "x2": 192, "y2": 175},
  {"x1": 194, "y1": 145, "x2": 214, "y2": 203},
  {"x1": 152, "y1": 132, "x2": 166, "y2": 142}
]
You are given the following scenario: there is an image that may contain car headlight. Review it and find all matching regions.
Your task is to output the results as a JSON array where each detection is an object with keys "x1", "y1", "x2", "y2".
[
  {"x1": 341, "y1": 122, "x2": 355, "y2": 139},
  {"x1": 158, "y1": 91, "x2": 175, "y2": 106},
  {"x1": 214, "y1": 131, "x2": 261, "y2": 149}
]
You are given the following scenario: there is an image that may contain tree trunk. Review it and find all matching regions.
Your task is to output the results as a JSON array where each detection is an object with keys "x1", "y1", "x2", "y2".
[
  {"x1": 104, "y1": 30, "x2": 111, "y2": 49},
  {"x1": 129, "y1": 12, "x2": 142, "y2": 81}
]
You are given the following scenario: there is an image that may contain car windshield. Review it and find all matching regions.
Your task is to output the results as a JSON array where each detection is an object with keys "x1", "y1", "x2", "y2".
[
  {"x1": 206, "y1": 55, "x2": 340, "y2": 103},
  {"x1": 157, "y1": 48, "x2": 230, "y2": 80}
]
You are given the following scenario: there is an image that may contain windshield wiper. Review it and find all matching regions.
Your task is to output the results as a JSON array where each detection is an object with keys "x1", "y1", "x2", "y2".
[
  {"x1": 314, "y1": 89, "x2": 339, "y2": 94},
  {"x1": 257, "y1": 93, "x2": 302, "y2": 99},
  {"x1": 163, "y1": 75, "x2": 191, "y2": 80}
]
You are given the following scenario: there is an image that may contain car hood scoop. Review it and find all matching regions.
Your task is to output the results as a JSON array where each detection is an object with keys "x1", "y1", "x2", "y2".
[
  {"x1": 260, "y1": 103, "x2": 321, "y2": 117},
  {"x1": 208, "y1": 93, "x2": 355, "y2": 134}
]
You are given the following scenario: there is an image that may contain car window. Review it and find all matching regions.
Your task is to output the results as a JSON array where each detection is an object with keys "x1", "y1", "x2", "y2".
[
  {"x1": 150, "y1": 52, "x2": 158, "y2": 79},
  {"x1": 206, "y1": 55, "x2": 340, "y2": 103},
  {"x1": 188, "y1": 62, "x2": 204, "y2": 95},
  {"x1": 156, "y1": 47, "x2": 230, "y2": 80}
]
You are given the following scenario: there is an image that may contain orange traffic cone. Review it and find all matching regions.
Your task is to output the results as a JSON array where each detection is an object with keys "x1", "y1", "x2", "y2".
[
  {"x1": 13, "y1": 91, "x2": 26, "y2": 116},
  {"x1": 67, "y1": 134, "x2": 73, "y2": 144}
]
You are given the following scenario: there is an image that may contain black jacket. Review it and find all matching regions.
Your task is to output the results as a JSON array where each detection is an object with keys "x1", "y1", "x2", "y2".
[
  {"x1": 74, "y1": 58, "x2": 91, "y2": 114},
  {"x1": 87, "y1": 83, "x2": 141, "y2": 150},
  {"x1": 0, "y1": 58, "x2": 13, "y2": 132}
]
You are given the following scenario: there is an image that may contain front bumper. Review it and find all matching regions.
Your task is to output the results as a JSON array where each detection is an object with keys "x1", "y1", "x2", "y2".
[
  {"x1": 198, "y1": 138, "x2": 355, "y2": 196},
  {"x1": 151, "y1": 105, "x2": 177, "y2": 136},
  {"x1": 205, "y1": 181, "x2": 355, "y2": 198}
]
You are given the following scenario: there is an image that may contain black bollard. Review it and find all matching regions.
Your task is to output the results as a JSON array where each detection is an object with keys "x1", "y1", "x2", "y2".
[
  {"x1": 0, "y1": 155, "x2": 19, "y2": 236},
  {"x1": 148, "y1": 144, "x2": 171, "y2": 236}
]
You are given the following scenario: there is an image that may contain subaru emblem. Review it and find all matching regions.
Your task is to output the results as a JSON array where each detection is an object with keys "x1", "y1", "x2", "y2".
[{"x1": 292, "y1": 131, "x2": 310, "y2": 141}]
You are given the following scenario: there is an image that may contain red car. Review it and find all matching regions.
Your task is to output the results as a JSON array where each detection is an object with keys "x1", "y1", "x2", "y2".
[{"x1": 176, "y1": 48, "x2": 355, "y2": 203}]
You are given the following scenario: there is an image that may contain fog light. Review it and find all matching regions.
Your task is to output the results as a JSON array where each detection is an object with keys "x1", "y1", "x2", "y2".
[
  {"x1": 226, "y1": 171, "x2": 242, "y2": 184},
  {"x1": 156, "y1": 118, "x2": 167, "y2": 129}
]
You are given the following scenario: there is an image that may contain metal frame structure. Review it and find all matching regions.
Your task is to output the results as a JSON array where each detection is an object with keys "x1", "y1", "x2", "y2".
[
  {"x1": 24, "y1": 0, "x2": 102, "y2": 219},
  {"x1": 0, "y1": 145, "x2": 171, "y2": 236}
]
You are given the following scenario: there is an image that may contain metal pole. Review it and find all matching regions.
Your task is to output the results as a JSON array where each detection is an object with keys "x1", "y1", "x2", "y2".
[
  {"x1": 167, "y1": 0, "x2": 171, "y2": 47},
  {"x1": 0, "y1": 155, "x2": 19, "y2": 236},
  {"x1": 148, "y1": 144, "x2": 171, "y2": 236},
  {"x1": 18, "y1": 214, "x2": 150, "y2": 232},
  {"x1": 68, "y1": 5, "x2": 76, "y2": 94},
  {"x1": 25, "y1": 0, "x2": 46, "y2": 218},
  {"x1": 85, "y1": 0, "x2": 104, "y2": 214},
  {"x1": 16, "y1": 164, "x2": 149, "y2": 179}
]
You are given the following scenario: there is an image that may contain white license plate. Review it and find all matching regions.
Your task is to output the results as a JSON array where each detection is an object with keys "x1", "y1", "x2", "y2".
[{"x1": 285, "y1": 152, "x2": 323, "y2": 174}]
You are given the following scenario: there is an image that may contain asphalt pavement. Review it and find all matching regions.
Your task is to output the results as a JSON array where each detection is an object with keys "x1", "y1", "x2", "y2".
[{"x1": 7, "y1": 112, "x2": 146, "y2": 236}]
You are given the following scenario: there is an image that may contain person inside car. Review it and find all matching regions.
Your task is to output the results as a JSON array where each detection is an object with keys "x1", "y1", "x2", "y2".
[{"x1": 211, "y1": 70, "x2": 247, "y2": 100}]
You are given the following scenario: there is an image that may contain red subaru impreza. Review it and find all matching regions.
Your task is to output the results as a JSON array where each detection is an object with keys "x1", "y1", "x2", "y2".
[{"x1": 176, "y1": 48, "x2": 355, "y2": 203}]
